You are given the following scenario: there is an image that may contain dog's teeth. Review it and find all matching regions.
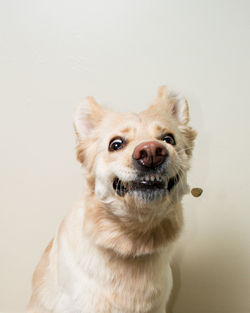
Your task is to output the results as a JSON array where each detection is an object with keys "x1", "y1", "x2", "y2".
[{"x1": 141, "y1": 175, "x2": 163, "y2": 182}]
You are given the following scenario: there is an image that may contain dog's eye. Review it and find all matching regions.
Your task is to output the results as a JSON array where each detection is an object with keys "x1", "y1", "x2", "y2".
[
  {"x1": 109, "y1": 137, "x2": 126, "y2": 152},
  {"x1": 162, "y1": 134, "x2": 176, "y2": 145}
]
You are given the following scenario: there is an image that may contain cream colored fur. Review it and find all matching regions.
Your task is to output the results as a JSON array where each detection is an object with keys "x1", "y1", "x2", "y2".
[{"x1": 28, "y1": 86, "x2": 196, "y2": 313}]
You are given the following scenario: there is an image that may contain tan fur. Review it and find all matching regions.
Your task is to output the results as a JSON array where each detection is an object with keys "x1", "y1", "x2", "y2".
[
  {"x1": 83, "y1": 195, "x2": 183, "y2": 257},
  {"x1": 28, "y1": 86, "x2": 196, "y2": 313}
]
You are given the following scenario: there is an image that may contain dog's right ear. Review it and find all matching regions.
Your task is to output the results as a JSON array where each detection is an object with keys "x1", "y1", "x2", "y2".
[
  {"x1": 73, "y1": 97, "x2": 103, "y2": 143},
  {"x1": 74, "y1": 97, "x2": 104, "y2": 164}
]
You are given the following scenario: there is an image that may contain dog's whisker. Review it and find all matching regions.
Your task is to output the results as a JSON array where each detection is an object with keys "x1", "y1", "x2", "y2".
[{"x1": 176, "y1": 146, "x2": 194, "y2": 154}]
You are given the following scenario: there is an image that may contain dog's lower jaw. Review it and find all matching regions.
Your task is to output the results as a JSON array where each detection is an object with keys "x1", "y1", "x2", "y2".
[{"x1": 112, "y1": 173, "x2": 180, "y2": 200}]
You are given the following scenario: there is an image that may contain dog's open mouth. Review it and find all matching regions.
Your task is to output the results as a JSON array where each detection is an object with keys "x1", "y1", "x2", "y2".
[{"x1": 113, "y1": 174, "x2": 180, "y2": 198}]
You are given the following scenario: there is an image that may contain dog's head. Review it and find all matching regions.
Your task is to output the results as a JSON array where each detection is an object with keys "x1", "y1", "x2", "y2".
[{"x1": 74, "y1": 86, "x2": 196, "y2": 220}]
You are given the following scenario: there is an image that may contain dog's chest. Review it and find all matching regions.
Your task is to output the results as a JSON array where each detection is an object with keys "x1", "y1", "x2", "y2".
[
  {"x1": 59, "y1": 244, "x2": 172, "y2": 313},
  {"x1": 103, "y1": 258, "x2": 171, "y2": 313}
]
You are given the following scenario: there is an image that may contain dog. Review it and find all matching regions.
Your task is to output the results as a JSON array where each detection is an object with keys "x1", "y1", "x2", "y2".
[{"x1": 28, "y1": 86, "x2": 196, "y2": 313}]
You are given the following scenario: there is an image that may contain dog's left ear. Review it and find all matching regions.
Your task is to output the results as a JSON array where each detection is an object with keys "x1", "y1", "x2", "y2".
[
  {"x1": 155, "y1": 86, "x2": 197, "y2": 155},
  {"x1": 156, "y1": 85, "x2": 189, "y2": 125},
  {"x1": 73, "y1": 97, "x2": 104, "y2": 142}
]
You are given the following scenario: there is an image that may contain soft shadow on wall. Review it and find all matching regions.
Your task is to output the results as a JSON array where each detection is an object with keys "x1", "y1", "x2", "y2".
[{"x1": 167, "y1": 199, "x2": 250, "y2": 313}]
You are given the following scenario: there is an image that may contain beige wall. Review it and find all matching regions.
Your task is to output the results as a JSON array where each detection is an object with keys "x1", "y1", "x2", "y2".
[{"x1": 0, "y1": 0, "x2": 249, "y2": 312}]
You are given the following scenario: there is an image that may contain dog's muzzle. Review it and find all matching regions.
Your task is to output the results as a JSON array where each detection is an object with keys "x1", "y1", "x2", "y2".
[{"x1": 112, "y1": 141, "x2": 180, "y2": 199}]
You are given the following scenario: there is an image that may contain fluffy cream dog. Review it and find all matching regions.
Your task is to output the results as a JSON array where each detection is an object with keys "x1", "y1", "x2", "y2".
[{"x1": 28, "y1": 86, "x2": 196, "y2": 313}]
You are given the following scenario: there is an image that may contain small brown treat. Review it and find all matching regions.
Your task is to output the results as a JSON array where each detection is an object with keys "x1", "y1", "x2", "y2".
[{"x1": 191, "y1": 188, "x2": 203, "y2": 197}]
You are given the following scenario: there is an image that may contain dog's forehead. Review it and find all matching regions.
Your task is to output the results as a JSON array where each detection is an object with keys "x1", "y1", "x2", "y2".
[
  {"x1": 102, "y1": 109, "x2": 173, "y2": 138},
  {"x1": 102, "y1": 111, "x2": 137, "y2": 129}
]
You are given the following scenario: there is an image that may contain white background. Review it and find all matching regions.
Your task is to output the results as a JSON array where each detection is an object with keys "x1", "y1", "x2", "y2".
[{"x1": 0, "y1": 0, "x2": 249, "y2": 312}]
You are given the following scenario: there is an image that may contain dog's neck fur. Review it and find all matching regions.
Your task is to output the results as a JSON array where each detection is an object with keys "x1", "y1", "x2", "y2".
[{"x1": 83, "y1": 192, "x2": 183, "y2": 257}]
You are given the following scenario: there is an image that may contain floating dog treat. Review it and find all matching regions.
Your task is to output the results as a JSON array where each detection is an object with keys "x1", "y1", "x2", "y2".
[{"x1": 191, "y1": 188, "x2": 203, "y2": 197}]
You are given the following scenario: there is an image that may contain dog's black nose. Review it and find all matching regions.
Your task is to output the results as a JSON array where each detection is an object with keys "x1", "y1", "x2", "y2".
[{"x1": 132, "y1": 141, "x2": 168, "y2": 169}]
